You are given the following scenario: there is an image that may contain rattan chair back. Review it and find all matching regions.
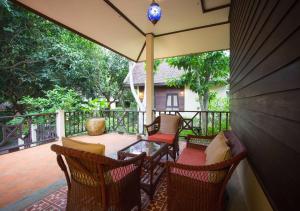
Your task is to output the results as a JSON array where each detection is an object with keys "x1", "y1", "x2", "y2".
[{"x1": 51, "y1": 144, "x2": 145, "y2": 211}]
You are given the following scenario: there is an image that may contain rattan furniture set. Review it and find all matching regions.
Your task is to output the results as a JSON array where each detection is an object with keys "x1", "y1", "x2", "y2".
[{"x1": 51, "y1": 114, "x2": 246, "y2": 211}]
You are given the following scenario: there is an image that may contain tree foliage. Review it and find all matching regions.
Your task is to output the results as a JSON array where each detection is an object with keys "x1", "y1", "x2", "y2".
[
  {"x1": 89, "y1": 50, "x2": 129, "y2": 108},
  {"x1": 19, "y1": 86, "x2": 109, "y2": 113},
  {"x1": 0, "y1": 2, "x2": 130, "y2": 113},
  {"x1": 166, "y1": 51, "x2": 229, "y2": 110},
  {"x1": 19, "y1": 86, "x2": 83, "y2": 112}
]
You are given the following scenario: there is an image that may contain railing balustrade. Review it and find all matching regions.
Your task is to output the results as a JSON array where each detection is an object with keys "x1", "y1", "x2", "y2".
[
  {"x1": 65, "y1": 110, "x2": 146, "y2": 137},
  {"x1": 0, "y1": 113, "x2": 57, "y2": 154},
  {"x1": 65, "y1": 109, "x2": 230, "y2": 137},
  {"x1": 153, "y1": 110, "x2": 230, "y2": 137},
  {"x1": 0, "y1": 109, "x2": 230, "y2": 154}
]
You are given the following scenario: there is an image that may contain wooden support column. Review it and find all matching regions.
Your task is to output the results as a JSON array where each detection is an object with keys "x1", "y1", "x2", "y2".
[{"x1": 145, "y1": 34, "x2": 154, "y2": 124}]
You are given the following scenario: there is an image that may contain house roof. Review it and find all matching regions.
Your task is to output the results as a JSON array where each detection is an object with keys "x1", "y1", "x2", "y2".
[
  {"x1": 123, "y1": 62, "x2": 184, "y2": 87},
  {"x1": 14, "y1": 0, "x2": 230, "y2": 62}
]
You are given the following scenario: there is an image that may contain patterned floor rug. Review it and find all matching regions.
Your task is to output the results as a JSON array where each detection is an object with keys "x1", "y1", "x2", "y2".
[{"x1": 24, "y1": 176, "x2": 167, "y2": 211}]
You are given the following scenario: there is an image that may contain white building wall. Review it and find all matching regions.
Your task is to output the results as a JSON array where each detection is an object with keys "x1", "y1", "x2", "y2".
[
  {"x1": 211, "y1": 85, "x2": 229, "y2": 98},
  {"x1": 184, "y1": 85, "x2": 229, "y2": 111},
  {"x1": 184, "y1": 86, "x2": 200, "y2": 111}
]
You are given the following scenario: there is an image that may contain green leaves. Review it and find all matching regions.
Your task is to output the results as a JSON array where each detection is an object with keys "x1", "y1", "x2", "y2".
[
  {"x1": 0, "y1": 3, "x2": 131, "y2": 112},
  {"x1": 166, "y1": 51, "x2": 229, "y2": 110},
  {"x1": 19, "y1": 86, "x2": 82, "y2": 113},
  {"x1": 80, "y1": 98, "x2": 108, "y2": 113}
]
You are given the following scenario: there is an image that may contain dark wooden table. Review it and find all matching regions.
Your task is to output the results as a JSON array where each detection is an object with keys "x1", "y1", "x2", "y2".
[{"x1": 117, "y1": 139, "x2": 168, "y2": 199}]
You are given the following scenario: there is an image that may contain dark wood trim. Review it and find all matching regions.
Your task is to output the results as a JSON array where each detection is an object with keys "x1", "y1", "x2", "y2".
[
  {"x1": 231, "y1": 6, "x2": 299, "y2": 90},
  {"x1": 230, "y1": 0, "x2": 300, "y2": 209},
  {"x1": 200, "y1": 0, "x2": 230, "y2": 13},
  {"x1": 231, "y1": 51, "x2": 300, "y2": 95},
  {"x1": 155, "y1": 21, "x2": 229, "y2": 37},
  {"x1": 231, "y1": 87, "x2": 300, "y2": 101},
  {"x1": 103, "y1": 0, "x2": 230, "y2": 38},
  {"x1": 138, "y1": 48, "x2": 229, "y2": 62},
  {"x1": 230, "y1": 0, "x2": 268, "y2": 73},
  {"x1": 230, "y1": 0, "x2": 257, "y2": 61},
  {"x1": 230, "y1": 0, "x2": 278, "y2": 80},
  {"x1": 230, "y1": 0, "x2": 284, "y2": 81},
  {"x1": 103, "y1": 0, "x2": 146, "y2": 36},
  {"x1": 13, "y1": 0, "x2": 229, "y2": 62},
  {"x1": 136, "y1": 42, "x2": 146, "y2": 62},
  {"x1": 11, "y1": 0, "x2": 137, "y2": 62},
  {"x1": 230, "y1": 114, "x2": 278, "y2": 210}
]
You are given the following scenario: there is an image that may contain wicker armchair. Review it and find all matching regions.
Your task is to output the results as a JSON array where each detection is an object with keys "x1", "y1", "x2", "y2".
[
  {"x1": 145, "y1": 114, "x2": 182, "y2": 160},
  {"x1": 166, "y1": 131, "x2": 247, "y2": 211},
  {"x1": 51, "y1": 144, "x2": 146, "y2": 211}
]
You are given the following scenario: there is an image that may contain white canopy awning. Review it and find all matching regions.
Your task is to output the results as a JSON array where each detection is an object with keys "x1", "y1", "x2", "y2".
[{"x1": 15, "y1": 0, "x2": 230, "y2": 61}]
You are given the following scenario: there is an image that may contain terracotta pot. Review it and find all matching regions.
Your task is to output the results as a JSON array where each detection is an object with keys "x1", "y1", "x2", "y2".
[{"x1": 86, "y1": 118, "x2": 106, "y2": 136}]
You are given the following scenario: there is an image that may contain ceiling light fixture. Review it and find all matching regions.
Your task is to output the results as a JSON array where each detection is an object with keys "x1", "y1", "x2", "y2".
[{"x1": 147, "y1": 0, "x2": 162, "y2": 24}]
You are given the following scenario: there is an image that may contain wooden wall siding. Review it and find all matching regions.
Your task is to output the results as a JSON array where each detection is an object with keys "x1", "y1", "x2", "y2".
[
  {"x1": 230, "y1": 0, "x2": 300, "y2": 210},
  {"x1": 154, "y1": 87, "x2": 184, "y2": 111}
]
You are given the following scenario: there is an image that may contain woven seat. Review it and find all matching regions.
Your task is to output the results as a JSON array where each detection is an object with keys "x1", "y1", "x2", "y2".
[
  {"x1": 177, "y1": 147, "x2": 206, "y2": 166},
  {"x1": 145, "y1": 114, "x2": 182, "y2": 160},
  {"x1": 51, "y1": 144, "x2": 146, "y2": 211},
  {"x1": 166, "y1": 131, "x2": 247, "y2": 211},
  {"x1": 148, "y1": 133, "x2": 176, "y2": 145}
]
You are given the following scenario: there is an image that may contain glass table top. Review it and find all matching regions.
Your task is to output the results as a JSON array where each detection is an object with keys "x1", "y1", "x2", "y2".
[{"x1": 120, "y1": 140, "x2": 166, "y2": 157}]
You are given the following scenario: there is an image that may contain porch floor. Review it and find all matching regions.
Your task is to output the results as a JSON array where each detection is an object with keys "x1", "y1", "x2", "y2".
[{"x1": 0, "y1": 133, "x2": 248, "y2": 210}]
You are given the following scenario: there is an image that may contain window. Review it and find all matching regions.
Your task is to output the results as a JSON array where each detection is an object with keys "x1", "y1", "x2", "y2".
[{"x1": 166, "y1": 94, "x2": 179, "y2": 110}]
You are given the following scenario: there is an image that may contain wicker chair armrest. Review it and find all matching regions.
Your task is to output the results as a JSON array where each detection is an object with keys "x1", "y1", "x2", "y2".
[
  {"x1": 186, "y1": 143, "x2": 207, "y2": 151},
  {"x1": 109, "y1": 153, "x2": 146, "y2": 184},
  {"x1": 186, "y1": 135, "x2": 215, "y2": 149},
  {"x1": 118, "y1": 152, "x2": 146, "y2": 166},
  {"x1": 144, "y1": 121, "x2": 156, "y2": 128},
  {"x1": 144, "y1": 121, "x2": 159, "y2": 135},
  {"x1": 109, "y1": 152, "x2": 146, "y2": 170},
  {"x1": 167, "y1": 159, "x2": 232, "y2": 172}
]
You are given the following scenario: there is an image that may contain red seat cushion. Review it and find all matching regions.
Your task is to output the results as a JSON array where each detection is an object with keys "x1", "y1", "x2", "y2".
[
  {"x1": 148, "y1": 133, "x2": 176, "y2": 145},
  {"x1": 172, "y1": 147, "x2": 208, "y2": 182},
  {"x1": 177, "y1": 147, "x2": 206, "y2": 166}
]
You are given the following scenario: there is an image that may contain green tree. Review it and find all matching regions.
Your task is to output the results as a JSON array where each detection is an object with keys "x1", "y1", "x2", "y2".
[
  {"x1": 166, "y1": 51, "x2": 229, "y2": 110},
  {"x1": 19, "y1": 86, "x2": 83, "y2": 113},
  {"x1": 0, "y1": 2, "x2": 131, "y2": 112},
  {"x1": 89, "y1": 50, "x2": 130, "y2": 108}
]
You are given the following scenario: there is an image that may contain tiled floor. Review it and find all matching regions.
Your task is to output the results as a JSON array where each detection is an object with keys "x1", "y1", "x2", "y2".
[
  {"x1": 0, "y1": 141, "x2": 64, "y2": 208},
  {"x1": 0, "y1": 133, "x2": 138, "y2": 208},
  {"x1": 0, "y1": 133, "x2": 248, "y2": 210}
]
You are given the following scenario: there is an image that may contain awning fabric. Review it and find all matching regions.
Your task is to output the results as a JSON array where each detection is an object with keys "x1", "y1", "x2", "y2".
[{"x1": 15, "y1": 0, "x2": 230, "y2": 61}]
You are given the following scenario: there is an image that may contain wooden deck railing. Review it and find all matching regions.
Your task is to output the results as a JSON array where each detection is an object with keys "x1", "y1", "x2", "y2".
[
  {"x1": 0, "y1": 113, "x2": 57, "y2": 153},
  {"x1": 153, "y1": 110, "x2": 230, "y2": 137},
  {"x1": 65, "y1": 110, "x2": 230, "y2": 137},
  {"x1": 0, "y1": 110, "x2": 230, "y2": 154},
  {"x1": 65, "y1": 110, "x2": 146, "y2": 137}
]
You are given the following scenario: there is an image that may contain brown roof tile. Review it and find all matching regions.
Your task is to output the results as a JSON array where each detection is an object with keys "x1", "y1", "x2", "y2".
[{"x1": 123, "y1": 62, "x2": 184, "y2": 86}]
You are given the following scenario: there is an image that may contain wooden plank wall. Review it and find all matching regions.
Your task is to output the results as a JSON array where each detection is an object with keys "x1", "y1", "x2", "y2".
[{"x1": 229, "y1": 0, "x2": 300, "y2": 210}]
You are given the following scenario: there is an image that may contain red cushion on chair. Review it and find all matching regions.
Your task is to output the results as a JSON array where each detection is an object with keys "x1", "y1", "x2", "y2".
[
  {"x1": 148, "y1": 133, "x2": 176, "y2": 144},
  {"x1": 177, "y1": 147, "x2": 206, "y2": 166},
  {"x1": 172, "y1": 148, "x2": 208, "y2": 182}
]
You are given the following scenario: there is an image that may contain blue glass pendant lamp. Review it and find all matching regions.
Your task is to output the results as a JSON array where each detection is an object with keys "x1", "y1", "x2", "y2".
[{"x1": 147, "y1": 0, "x2": 162, "y2": 24}]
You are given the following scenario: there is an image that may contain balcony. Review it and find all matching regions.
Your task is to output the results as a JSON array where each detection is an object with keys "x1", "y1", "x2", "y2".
[{"x1": 0, "y1": 110, "x2": 247, "y2": 210}]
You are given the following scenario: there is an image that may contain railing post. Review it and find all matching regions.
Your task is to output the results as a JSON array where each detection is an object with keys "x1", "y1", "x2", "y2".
[
  {"x1": 138, "y1": 111, "x2": 144, "y2": 134},
  {"x1": 56, "y1": 110, "x2": 65, "y2": 141}
]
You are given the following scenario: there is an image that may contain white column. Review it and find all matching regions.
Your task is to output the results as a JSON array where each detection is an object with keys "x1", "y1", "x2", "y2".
[
  {"x1": 56, "y1": 110, "x2": 65, "y2": 141},
  {"x1": 145, "y1": 34, "x2": 154, "y2": 124}
]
